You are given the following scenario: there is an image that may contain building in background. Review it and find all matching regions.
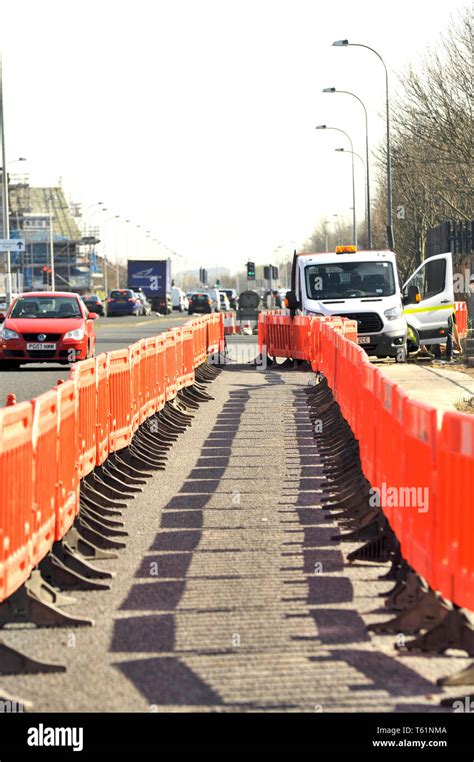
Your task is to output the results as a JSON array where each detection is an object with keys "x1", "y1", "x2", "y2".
[{"x1": 6, "y1": 179, "x2": 100, "y2": 292}]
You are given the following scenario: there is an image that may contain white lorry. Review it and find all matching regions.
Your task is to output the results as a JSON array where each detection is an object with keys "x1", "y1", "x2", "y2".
[{"x1": 288, "y1": 246, "x2": 454, "y2": 362}]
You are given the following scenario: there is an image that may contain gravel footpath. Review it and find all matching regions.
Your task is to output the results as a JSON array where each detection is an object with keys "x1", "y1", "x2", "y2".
[{"x1": 0, "y1": 358, "x2": 470, "y2": 712}]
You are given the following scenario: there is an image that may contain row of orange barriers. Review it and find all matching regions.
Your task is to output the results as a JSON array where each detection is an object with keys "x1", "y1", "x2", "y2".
[
  {"x1": 0, "y1": 314, "x2": 225, "y2": 603},
  {"x1": 260, "y1": 312, "x2": 474, "y2": 612}
]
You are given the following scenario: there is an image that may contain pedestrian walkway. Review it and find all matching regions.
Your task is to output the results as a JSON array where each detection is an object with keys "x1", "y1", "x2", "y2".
[
  {"x1": 378, "y1": 362, "x2": 474, "y2": 417},
  {"x1": 0, "y1": 360, "x2": 470, "y2": 711}
]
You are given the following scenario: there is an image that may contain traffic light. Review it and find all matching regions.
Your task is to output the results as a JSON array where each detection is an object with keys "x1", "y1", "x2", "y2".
[
  {"x1": 42, "y1": 266, "x2": 51, "y2": 287},
  {"x1": 272, "y1": 266, "x2": 279, "y2": 279},
  {"x1": 247, "y1": 261, "x2": 255, "y2": 279},
  {"x1": 199, "y1": 267, "x2": 208, "y2": 284},
  {"x1": 263, "y1": 266, "x2": 271, "y2": 279}
]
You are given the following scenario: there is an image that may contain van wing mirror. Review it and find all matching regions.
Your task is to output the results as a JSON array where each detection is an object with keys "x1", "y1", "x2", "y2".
[
  {"x1": 285, "y1": 291, "x2": 299, "y2": 309},
  {"x1": 0, "y1": 313, "x2": 4, "y2": 323}
]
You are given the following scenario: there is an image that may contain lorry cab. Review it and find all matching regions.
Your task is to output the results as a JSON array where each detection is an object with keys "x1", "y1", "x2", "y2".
[
  {"x1": 292, "y1": 246, "x2": 456, "y2": 362},
  {"x1": 293, "y1": 246, "x2": 407, "y2": 360}
]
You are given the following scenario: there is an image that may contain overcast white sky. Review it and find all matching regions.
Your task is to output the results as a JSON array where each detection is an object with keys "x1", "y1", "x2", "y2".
[{"x1": 0, "y1": 0, "x2": 467, "y2": 273}]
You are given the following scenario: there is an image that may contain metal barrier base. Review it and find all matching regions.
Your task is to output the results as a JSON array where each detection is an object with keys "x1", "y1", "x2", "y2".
[{"x1": 0, "y1": 637, "x2": 65, "y2": 675}]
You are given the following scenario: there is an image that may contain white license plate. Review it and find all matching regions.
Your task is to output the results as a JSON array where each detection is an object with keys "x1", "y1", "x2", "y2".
[
  {"x1": 26, "y1": 342, "x2": 56, "y2": 350},
  {"x1": 357, "y1": 336, "x2": 371, "y2": 345}
]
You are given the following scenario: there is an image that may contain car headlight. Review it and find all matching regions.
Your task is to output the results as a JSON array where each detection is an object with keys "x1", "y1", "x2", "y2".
[
  {"x1": 1, "y1": 327, "x2": 19, "y2": 340},
  {"x1": 384, "y1": 305, "x2": 403, "y2": 321},
  {"x1": 64, "y1": 328, "x2": 85, "y2": 340}
]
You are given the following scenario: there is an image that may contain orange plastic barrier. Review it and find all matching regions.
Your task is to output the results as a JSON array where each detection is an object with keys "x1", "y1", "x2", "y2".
[
  {"x1": 31, "y1": 390, "x2": 58, "y2": 567},
  {"x1": 55, "y1": 379, "x2": 79, "y2": 540},
  {"x1": 175, "y1": 327, "x2": 186, "y2": 391},
  {"x1": 454, "y1": 301, "x2": 468, "y2": 339},
  {"x1": 129, "y1": 340, "x2": 145, "y2": 431},
  {"x1": 70, "y1": 358, "x2": 97, "y2": 478},
  {"x1": 143, "y1": 336, "x2": 159, "y2": 419},
  {"x1": 156, "y1": 334, "x2": 166, "y2": 411},
  {"x1": 164, "y1": 331, "x2": 178, "y2": 401},
  {"x1": 0, "y1": 401, "x2": 34, "y2": 601},
  {"x1": 95, "y1": 353, "x2": 109, "y2": 467},
  {"x1": 108, "y1": 348, "x2": 132, "y2": 452},
  {"x1": 206, "y1": 314, "x2": 222, "y2": 355},
  {"x1": 435, "y1": 413, "x2": 474, "y2": 610},
  {"x1": 192, "y1": 318, "x2": 207, "y2": 367},
  {"x1": 182, "y1": 325, "x2": 195, "y2": 387},
  {"x1": 399, "y1": 399, "x2": 438, "y2": 582}
]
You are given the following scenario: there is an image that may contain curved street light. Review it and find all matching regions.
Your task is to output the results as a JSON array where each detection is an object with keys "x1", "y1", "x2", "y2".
[
  {"x1": 316, "y1": 124, "x2": 356, "y2": 246},
  {"x1": 335, "y1": 148, "x2": 368, "y2": 246},
  {"x1": 323, "y1": 87, "x2": 371, "y2": 247},
  {"x1": 332, "y1": 40, "x2": 393, "y2": 248}
]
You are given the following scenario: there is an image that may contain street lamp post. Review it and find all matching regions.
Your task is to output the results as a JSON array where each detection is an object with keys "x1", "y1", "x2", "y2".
[
  {"x1": 47, "y1": 195, "x2": 56, "y2": 291},
  {"x1": 115, "y1": 219, "x2": 130, "y2": 288},
  {"x1": 332, "y1": 40, "x2": 393, "y2": 248},
  {"x1": 335, "y1": 148, "x2": 368, "y2": 246},
  {"x1": 323, "y1": 87, "x2": 371, "y2": 247},
  {"x1": 0, "y1": 54, "x2": 12, "y2": 303},
  {"x1": 316, "y1": 124, "x2": 356, "y2": 246},
  {"x1": 100, "y1": 214, "x2": 119, "y2": 297}
]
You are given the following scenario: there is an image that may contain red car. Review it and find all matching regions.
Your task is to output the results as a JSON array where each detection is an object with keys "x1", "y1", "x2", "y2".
[{"x1": 0, "y1": 292, "x2": 97, "y2": 369}]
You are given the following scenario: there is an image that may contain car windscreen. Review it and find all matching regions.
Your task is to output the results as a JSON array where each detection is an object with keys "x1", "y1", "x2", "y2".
[
  {"x1": 305, "y1": 261, "x2": 396, "y2": 300},
  {"x1": 110, "y1": 290, "x2": 133, "y2": 299},
  {"x1": 10, "y1": 296, "x2": 82, "y2": 319},
  {"x1": 192, "y1": 294, "x2": 209, "y2": 302}
]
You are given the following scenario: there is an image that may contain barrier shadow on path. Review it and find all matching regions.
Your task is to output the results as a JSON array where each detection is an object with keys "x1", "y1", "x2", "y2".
[
  {"x1": 112, "y1": 389, "x2": 250, "y2": 706},
  {"x1": 288, "y1": 386, "x2": 444, "y2": 702}
]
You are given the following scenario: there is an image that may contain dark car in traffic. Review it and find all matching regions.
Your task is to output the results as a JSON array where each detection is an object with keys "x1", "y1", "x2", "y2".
[
  {"x1": 188, "y1": 293, "x2": 213, "y2": 314},
  {"x1": 107, "y1": 289, "x2": 141, "y2": 316},
  {"x1": 81, "y1": 293, "x2": 105, "y2": 316}
]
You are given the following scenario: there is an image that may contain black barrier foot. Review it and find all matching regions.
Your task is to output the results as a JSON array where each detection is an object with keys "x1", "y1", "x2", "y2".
[
  {"x1": 26, "y1": 568, "x2": 76, "y2": 607},
  {"x1": 378, "y1": 550, "x2": 404, "y2": 582},
  {"x1": 370, "y1": 590, "x2": 450, "y2": 635},
  {"x1": 80, "y1": 505, "x2": 124, "y2": 529},
  {"x1": 74, "y1": 510, "x2": 127, "y2": 538},
  {"x1": 115, "y1": 452, "x2": 152, "y2": 479},
  {"x1": 65, "y1": 526, "x2": 118, "y2": 561},
  {"x1": 53, "y1": 540, "x2": 115, "y2": 580},
  {"x1": 0, "y1": 583, "x2": 93, "y2": 628},
  {"x1": 39, "y1": 554, "x2": 111, "y2": 592},
  {"x1": 0, "y1": 638, "x2": 66, "y2": 675},
  {"x1": 437, "y1": 662, "x2": 474, "y2": 687},
  {"x1": 76, "y1": 517, "x2": 126, "y2": 551},
  {"x1": 128, "y1": 443, "x2": 166, "y2": 469},
  {"x1": 81, "y1": 480, "x2": 128, "y2": 510},
  {"x1": 79, "y1": 494, "x2": 123, "y2": 518},
  {"x1": 333, "y1": 514, "x2": 384, "y2": 543},
  {"x1": 384, "y1": 570, "x2": 425, "y2": 611},
  {"x1": 87, "y1": 472, "x2": 134, "y2": 502},
  {"x1": 97, "y1": 464, "x2": 142, "y2": 494},
  {"x1": 401, "y1": 609, "x2": 474, "y2": 655},
  {"x1": 105, "y1": 457, "x2": 147, "y2": 486},
  {"x1": 347, "y1": 529, "x2": 397, "y2": 564}
]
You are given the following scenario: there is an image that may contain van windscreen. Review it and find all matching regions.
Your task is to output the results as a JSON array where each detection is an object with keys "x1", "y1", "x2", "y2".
[{"x1": 305, "y1": 261, "x2": 396, "y2": 300}]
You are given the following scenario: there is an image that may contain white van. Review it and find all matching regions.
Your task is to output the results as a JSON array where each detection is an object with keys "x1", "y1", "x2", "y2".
[
  {"x1": 401, "y1": 252, "x2": 454, "y2": 349},
  {"x1": 292, "y1": 246, "x2": 408, "y2": 361},
  {"x1": 205, "y1": 288, "x2": 221, "y2": 312},
  {"x1": 172, "y1": 286, "x2": 188, "y2": 312},
  {"x1": 291, "y1": 247, "x2": 456, "y2": 362}
]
